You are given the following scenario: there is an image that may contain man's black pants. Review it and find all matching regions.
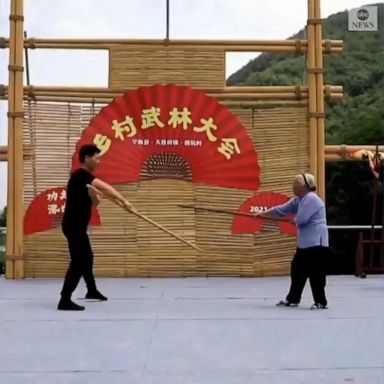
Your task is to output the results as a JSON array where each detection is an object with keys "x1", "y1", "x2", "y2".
[
  {"x1": 286, "y1": 246, "x2": 328, "y2": 306},
  {"x1": 60, "y1": 229, "x2": 97, "y2": 300}
]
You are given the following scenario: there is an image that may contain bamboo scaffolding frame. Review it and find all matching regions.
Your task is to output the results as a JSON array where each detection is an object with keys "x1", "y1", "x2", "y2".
[
  {"x1": 19, "y1": 102, "x2": 306, "y2": 278},
  {"x1": 2, "y1": 0, "x2": 347, "y2": 279}
]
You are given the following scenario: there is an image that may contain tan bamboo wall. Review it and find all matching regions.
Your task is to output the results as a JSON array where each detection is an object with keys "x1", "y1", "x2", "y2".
[
  {"x1": 109, "y1": 46, "x2": 225, "y2": 89},
  {"x1": 22, "y1": 103, "x2": 82, "y2": 276},
  {"x1": 23, "y1": 101, "x2": 307, "y2": 278}
]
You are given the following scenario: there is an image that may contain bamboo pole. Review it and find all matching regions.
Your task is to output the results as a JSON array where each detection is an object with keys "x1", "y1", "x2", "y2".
[
  {"x1": 325, "y1": 154, "x2": 347, "y2": 162},
  {"x1": 27, "y1": 92, "x2": 302, "y2": 99},
  {"x1": 369, "y1": 146, "x2": 380, "y2": 268},
  {"x1": 24, "y1": 31, "x2": 38, "y2": 197},
  {"x1": 324, "y1": 154, "x2": 365, "y2": 162},
  {"x1": 325, "y1": 145, "x2": 384, "y2": 154},
  {"x1": 307, "y1": 0, "x2": 318, "y2": 180},
  {"x1": 0, "y1": 146, "x2": 7, "y2": 157},
  {"x1": 0, "y1": 85, "x2": 344, "y2": 102},
  {"x1": 0, "y1": 94, "x2": 343, "y2": 102},
  {"x1": 0, "y1": 37, "x2": 344, "y2": 52},
  {"x1": 0, "y1": 95, "x2": 342, "y2": 104},
  {"x1": 17, "y1": 91, "x2": 326, "y2": 100},
  {"x1": 33, "y1": 92, "x2": 309, "y2": 99},
  {"x1": 18, "y1": 44, "x2": 344, "y2": 53},
  {"x1": 0, "y1": 144, "x2": 33, "y2": 161},
  {"x1": 6, "y1": 0, "x2": 24, "y2": 279},
  {"x1": 14, "y1": 0, "x2": 24, "y2": 278},
  {"x1": 0, "y1": 84, "x2": 344, "y2": 94},
  {"x1": 325, "y1": 154, "x2": 346, "y2": 162},
  {"x1": 0, "y1": 95, "x2": 313, "y2": 107},
  {"x1": 19, "y1": 38, "x2": 344, "y2": 46},
  {"x1": 314, "y1": 0, "x2": 325, "y2": 200},
  {"x1": 6, "y1": 0, "x2": 16, "y2": 279},
  {"x1": 12, "y1": 85, "x2": 344, "y2": 93}
]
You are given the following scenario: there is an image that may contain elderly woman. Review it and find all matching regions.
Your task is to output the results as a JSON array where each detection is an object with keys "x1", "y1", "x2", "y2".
[{"x1": 257, "y1": 173, "x2": 329, "y2": 309}]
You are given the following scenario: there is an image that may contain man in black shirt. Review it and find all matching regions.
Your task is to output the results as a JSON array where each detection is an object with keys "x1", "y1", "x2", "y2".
[{"x1": 58, "y1": 144, "x2": 133, "y2": 311}]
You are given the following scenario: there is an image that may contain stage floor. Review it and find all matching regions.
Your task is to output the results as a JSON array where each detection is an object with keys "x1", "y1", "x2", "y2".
[{"x1": 1, "y1": 275, "x2": 383, "y2": 383}]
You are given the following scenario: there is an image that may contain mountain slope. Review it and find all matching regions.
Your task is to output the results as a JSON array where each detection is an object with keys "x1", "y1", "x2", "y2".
[{"x1": 227, "y1": 3, "x2": 384, "y2": 145}]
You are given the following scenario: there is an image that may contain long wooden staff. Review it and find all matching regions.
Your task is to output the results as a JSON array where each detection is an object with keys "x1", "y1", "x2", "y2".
[
  {"x1": 87, "y1": 185, "x2": 204, "y2": 253},
  {"x1": 178, "y1": 204, "x2": 291, "y2": 222}
]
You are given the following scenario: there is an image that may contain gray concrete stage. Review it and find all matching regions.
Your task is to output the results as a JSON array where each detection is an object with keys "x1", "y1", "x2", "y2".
[{"x1": 0, "y1": 275, "x2": 383, "y2": 383}]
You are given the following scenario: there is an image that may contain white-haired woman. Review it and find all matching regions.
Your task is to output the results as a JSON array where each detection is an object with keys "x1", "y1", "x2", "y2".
[{"x1": 257, "y1": 173, "x2": 329, "y2": 309}]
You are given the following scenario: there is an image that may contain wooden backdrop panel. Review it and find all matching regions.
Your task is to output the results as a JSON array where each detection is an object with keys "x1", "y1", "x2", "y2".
[
  {"x1": 23, "y1": 102, "x2": 81, "y2": 277},
  {"x1": 22, "y1": 101, "x2": 308, "y2": 277},
  {"x1": 109, "y1": 46, "x2": 225, "y2": 89},
  {"x1": 136, "y1": 179, "x2": 197, "y2": 277}
]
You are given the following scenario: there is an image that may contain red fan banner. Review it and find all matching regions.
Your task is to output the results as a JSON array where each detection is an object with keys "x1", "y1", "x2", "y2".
[
  {"x1": 72, "y1": 84, "x2": 260, "y2": 191},
  {"x1": 24, "y1": 187, "x2": 101, "y2": 235},
  {"x1": 231, "y1": 192, "x2": 296, "y2": 235}
]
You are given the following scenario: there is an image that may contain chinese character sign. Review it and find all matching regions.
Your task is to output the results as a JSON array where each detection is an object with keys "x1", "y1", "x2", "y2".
[
  {"x1": 24, "y1": 187, "x2": 101, "y2": 235},
  {"x1": 72, "y1": 84, "x2": 260, "y2": 191},
  {"x1": 46, "y1": 188, "x2": 66, "y2": 216},
  {"x1": 231, "y1": 192, "x2": 296, "y2": 235}
]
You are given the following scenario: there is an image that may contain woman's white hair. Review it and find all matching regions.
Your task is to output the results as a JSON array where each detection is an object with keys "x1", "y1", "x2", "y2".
[{"x1": 295, "y1": 173, "x2": 316, "y2": 191}]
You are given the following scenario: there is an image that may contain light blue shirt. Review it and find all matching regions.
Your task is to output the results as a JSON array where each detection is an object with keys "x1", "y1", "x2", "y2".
[{"x1": 268, "y1": 192, "x2": 329, "y2": 249}]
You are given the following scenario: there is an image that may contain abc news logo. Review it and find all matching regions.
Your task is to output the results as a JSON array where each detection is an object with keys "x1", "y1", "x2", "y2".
[{"x1": 349, "y1": 6, "x2": 378, "y2": 31}]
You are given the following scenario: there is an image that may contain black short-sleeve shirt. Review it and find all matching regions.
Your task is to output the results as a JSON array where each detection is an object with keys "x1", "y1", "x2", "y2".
[{"x1": 62, "y1": 168, "x2": 95, "y2": 231}]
